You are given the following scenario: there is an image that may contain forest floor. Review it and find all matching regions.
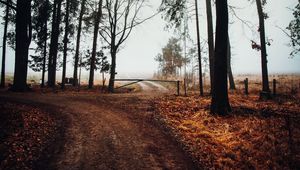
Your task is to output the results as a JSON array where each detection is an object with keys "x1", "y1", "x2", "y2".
[
  {"x1": 0, "y1": 88, "x2": 197, "y2": 170},
  {"x1": 0, "y1": 82, "x2": 300, "y2": 169},
  {"x1": 153, "y1": 92, "x2": 300, "y2": 169}
]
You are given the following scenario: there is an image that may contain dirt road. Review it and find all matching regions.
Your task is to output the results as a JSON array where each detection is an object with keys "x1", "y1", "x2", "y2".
[{"x1": 0, "y1": 92, "x2": 198, "y2": 170}]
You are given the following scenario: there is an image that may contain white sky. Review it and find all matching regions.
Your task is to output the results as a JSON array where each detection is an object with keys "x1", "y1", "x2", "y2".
[{"x1": 0, "y1": 0, "x2": 299, "y2": 80}]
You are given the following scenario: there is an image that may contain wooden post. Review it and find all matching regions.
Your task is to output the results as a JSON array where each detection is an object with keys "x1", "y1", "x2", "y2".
[
  {"x1": 177, "y1": 81, "x2": 180, "y2": 96},
  {"x1": 273, "y1": 79, "x2": 276, "y2": 96},
  {"x1": 244, "y1": 78, "x2": 249, "y2": 95}
]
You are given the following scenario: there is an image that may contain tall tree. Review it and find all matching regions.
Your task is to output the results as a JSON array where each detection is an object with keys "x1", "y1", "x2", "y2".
[
  {"x1": 155, "y1": 37, "x2": 185, "y2": 77},
  {"x1": 61, "y1": 0, "x2": 71, "y2": 89},
  {"x1": 29, "y1": 0, "x2": 50, "y2": 88},
  {"x1": 100, "y1": 0, "x2": 152, "y2": 92},
  {"x1": 210, "y1": 0, "x2": 231, "y2": 115},
  {"x1": 194, "y1": 0, "x2": 204, "y2": 96},
  {"x1": 0, "y1": 0, "x2": 11, "y2": 88},
  {"x1": 88, "y1": 0, "x2": 103, "y2": 89},
  {"x1": 48, "y1": 0, "x2": 62, "y2": 87},
  {"x1": 73, "y1": 0, "x2": 86, "y2": 86},
  {"x1": 205, "y1": 0, "x2": 214, "y2": 92},
  {"x1": 41, "y1": 0, "x2": 49, "y2": 88},
  {"x1": 255, "y1": 0, "x2": 271, "y2": 98},
  {"x1": 11, "y1": 0, "x2": 32, "y2": 91}
]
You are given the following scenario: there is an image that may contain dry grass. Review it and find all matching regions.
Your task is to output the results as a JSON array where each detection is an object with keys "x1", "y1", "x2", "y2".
[{"x1": 153, "y1": 93, "x2": 300, "y2": 169}]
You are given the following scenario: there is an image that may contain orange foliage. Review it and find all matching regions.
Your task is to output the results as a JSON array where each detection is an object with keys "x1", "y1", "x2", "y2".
[{"x1": 153, "y1": 94, "x2": 300, "y2": 169}]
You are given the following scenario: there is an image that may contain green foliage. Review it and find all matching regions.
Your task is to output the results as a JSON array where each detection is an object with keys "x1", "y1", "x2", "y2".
[
  {"x1": 159, "y1": 0, "x2": 186, "y2": 29},
  {"x1": 287, "y1": 3, "x2": 300, "y2": 57},
  {"x1": 155, "y1": 37, "x2": 188, "y2": 77}
]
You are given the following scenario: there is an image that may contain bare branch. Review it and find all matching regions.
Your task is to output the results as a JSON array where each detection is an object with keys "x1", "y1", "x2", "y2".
[{"x1": 276, "y1": 25, "x2": 300, "y2": 47}]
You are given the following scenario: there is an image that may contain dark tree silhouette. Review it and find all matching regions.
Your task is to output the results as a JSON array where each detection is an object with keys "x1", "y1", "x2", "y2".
[
  {"x1": 29, "y1": 0, "x2": 50, "y2": 88},
  {"x1": 210, "y1": 0, "x2": 231, "y2": 115},
  {"x1": 0, "y1": 0, "x2": 11, "y2": 88},
  {"x1": 48, "y1": 0, "x2": 62, "y2": 87},
  {"x1": 61, "y1": 0, "x2": 71, "y2": 90},
  {"x1": 100, "y1": 0, "x2": 153, "y2": 92},
  {"x1": 255, "y1": 0, "x2": 271, "y2": 99},
  {"x1": 11, "y1": 0, "x2": 32, "y2": 91},
  {"x1": 73, "y1": 0, "x2": 86, "y2": 86},
  {"x1": 88, "y1": 0, "x2": 103, "y2": 89},
  {"x1": 205, "y1": 0, "x2": 214, "y2": 92},
  {"x1": 194, "y1": 0, "x2": 204, "y2": 96}
]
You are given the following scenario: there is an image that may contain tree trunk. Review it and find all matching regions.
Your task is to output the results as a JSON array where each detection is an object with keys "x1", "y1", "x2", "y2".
[
  {"x1": 210, "y1": 0, "x2": 231, "y2": 115},
  {"x1": 195, "y1": 0, "x2": 204, "y2": 96},
  {"x1": 48, "y1": 0, "x2": 62, "y2": 87},
  {"x1": 73, "y1": 0, "x2": 86, "y2": 86},
  {"x1": 108, "y1": 49, "x2": 116, "y2": 92},
  {"x1": 61, "y1": 0, "x2": 70, "y2": 90},
  {"x1": 12, "y1": 0, "x2": 32, "y2": 91},
  {"x1": 227, "y1": 35, "x2": 236, "y2": 90},
  {"x1": 205, "y1": 0, "x2": 214, "y2": 93},
  {"x1": 88, "y1": 0, "x2": 102, "y2": 89},
  {"x1": 41, "y1": 0, "x2": 49, "y2": 88},
  {"x1": 256, "y1": 0, "x2": 271, "y2": 98},
  {"x1": 0, "y1": 0, "x2": 10, "y2": 88},
  {"x1": 41, "y1": 16, "x2": 47, "y2": 88}
]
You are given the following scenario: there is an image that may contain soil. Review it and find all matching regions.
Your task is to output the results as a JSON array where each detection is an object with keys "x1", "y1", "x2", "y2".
[{"x1": 0, "y1": 91, "x2": 199, "y2": 170}]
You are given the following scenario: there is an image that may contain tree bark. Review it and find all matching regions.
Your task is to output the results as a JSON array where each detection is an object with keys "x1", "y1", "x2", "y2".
[
  {"x1": 73, "y1": 0, "x2": 86, "y2": 86},
  {"x1": 256, "y1": 0, "x2": 271, "y2": 98},
  {"x1": 12, "y1": 0, "x2": 32, "y2": 91},
  {"x1": 88, "y1": 0, "x2": 102, "y2": 89},
  {"x1": 61, "y1": 0, "x2": 70, "y2": 90},
  {"x1": 227, "y1": 35, "x2": 235, "y2": 90},
  {"x1": 41, "y1": 0, "x2": 49, "y2": 88},
  {"x1": 48, "y1": 0, "x2": 62, "y2": 87},
  {"x1": 210, "y1": 0, "x2": 231, "y2": 115},
  {"x1": 0, "y1": 0, "x2": 10, "y2": 88},
  {"x1": 195, "y1": 0, "x2": 204, "y2": 96},
  {"x1": 108, "y1": 48, "x2": 116, "y2": 92},
  {"x1": 205, "y1": 0, "x2": 214, "y2": 93}
]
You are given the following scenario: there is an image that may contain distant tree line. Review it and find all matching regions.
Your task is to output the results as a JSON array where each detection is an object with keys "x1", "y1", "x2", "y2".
[{"x1": 0, "y1": 0, "x2": 152, "y2": 92}]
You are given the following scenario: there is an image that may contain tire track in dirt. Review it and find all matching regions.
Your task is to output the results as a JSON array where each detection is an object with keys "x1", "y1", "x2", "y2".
[{"x1": 0, "y1": 93, "x2": 199, "y2": 170}]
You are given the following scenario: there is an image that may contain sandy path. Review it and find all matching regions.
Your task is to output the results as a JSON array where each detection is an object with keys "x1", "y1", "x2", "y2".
[{"x1": 0, "y1": 92, "x2": 198, "y2": 170}]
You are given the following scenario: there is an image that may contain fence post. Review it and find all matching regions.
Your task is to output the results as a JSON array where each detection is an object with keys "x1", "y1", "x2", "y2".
[
  {"x1": 244, "y1": 78, "x2": 249, "y2": 95},
  {"x1": 273, "y1": 79, "x2": 277, "y2": 96},
  {"x1": 177, "y1": 81, "x2": 180, "y2": 96}
]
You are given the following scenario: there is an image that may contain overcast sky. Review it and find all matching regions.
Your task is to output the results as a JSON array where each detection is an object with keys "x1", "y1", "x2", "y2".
[{"x1": 0, "y1": 0, "x2": 299, "y2": 80}]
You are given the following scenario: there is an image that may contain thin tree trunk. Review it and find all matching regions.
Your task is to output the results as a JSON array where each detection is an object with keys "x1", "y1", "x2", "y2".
[
  {"x1": 73, "y1": 0, "x2": 86, "y2": 86},
  {"x1": 12, "y1": 0, "x2": 32, "y2": 91},
  {"x1": 0, "y1": 0, "x2": 10, "y2": 88},
  {"x1": 227, "y1": 35, "x2": 235, "y2": 90},
  {"x1": 195, "y1": 0, "x2": 204, "y2": 96},
  {"x1": 256, "y1": 0, "x2": 271, "y2": 98},
  {"x1": 41, "y1": 19, "x2": 47, "y2": 88},
  {"x1": 88, "y1": 0, "x2": 102, "y2": 89},
  {"x1": 205, "y1": 0, "x2": 214, "y2": 93},
  {"x1": 48, "y1": 0, "x2": 62, "y2": 87},
  {"x1": 61, "y1": 0, "x2": 70, "y2": 90},
  {"x1": 108, "y1": 49, "x2": 116, "y2": 92},
  {"x1": 210, "y1": 0, "x2": 231, "y2": 115},
  {"x1": 41, "y1": 0, "x2": 48, "y2": 88}
]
